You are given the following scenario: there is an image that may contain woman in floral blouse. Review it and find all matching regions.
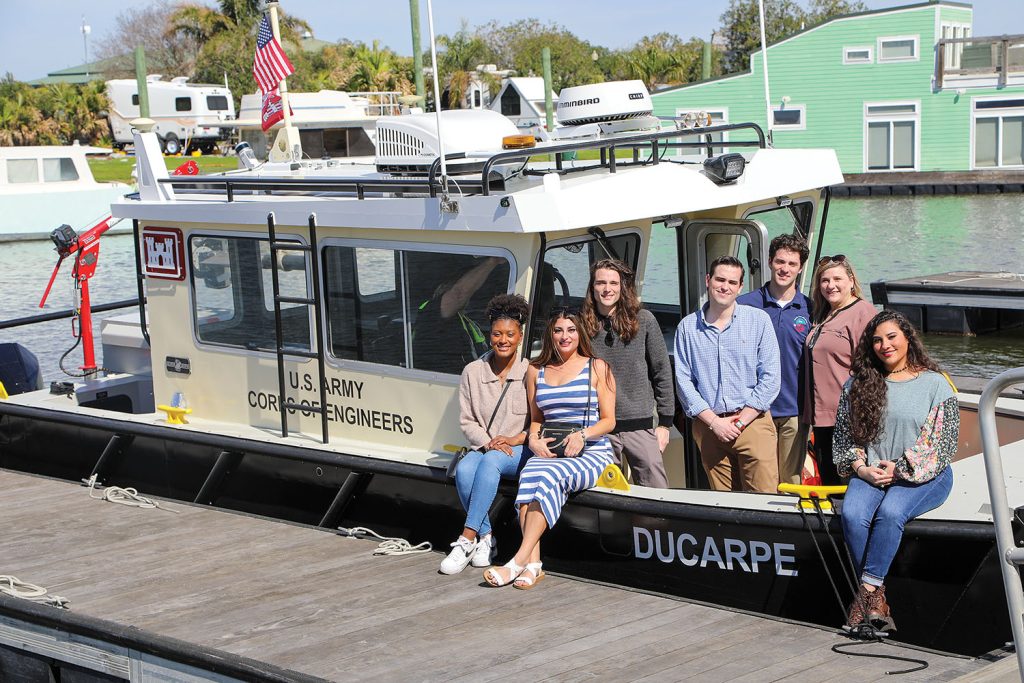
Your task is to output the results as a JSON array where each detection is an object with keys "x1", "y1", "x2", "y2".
[{"x1": 833, "y1": 310, "x2": 959, "y2": 630}]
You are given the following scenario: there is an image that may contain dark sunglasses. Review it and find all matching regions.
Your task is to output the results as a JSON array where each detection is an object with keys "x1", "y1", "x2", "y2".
[
  {"x1": 548, "y1": 306, "x2": 579, "y2": 320},
  {"x1": 817, "y1": 254, "x2": 847, "y2": 267},
  {"x1": 602, "y1": 316, "x2": 614, "y2": 346}
]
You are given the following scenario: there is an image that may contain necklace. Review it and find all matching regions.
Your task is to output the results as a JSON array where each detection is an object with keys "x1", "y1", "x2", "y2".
[{"x1": 887, "y1": 365, "x2": 912, "y2": 376}]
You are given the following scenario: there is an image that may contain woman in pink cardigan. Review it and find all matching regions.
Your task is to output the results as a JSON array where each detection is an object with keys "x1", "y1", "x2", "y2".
[{"x1": 802, "y1": 255, "x2": 876, "y2": 485}]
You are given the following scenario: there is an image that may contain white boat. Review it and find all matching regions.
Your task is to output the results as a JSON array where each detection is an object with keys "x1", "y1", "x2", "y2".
[
  {"x1": 0, "y1": 143, "x2": 130, "y2": 241},
  {"x1": 1, "y1": 81, "x2": 1022, "y2": 657},
  {"x1": 232, "y1": 89, "x2": 402, "y2": 162}
]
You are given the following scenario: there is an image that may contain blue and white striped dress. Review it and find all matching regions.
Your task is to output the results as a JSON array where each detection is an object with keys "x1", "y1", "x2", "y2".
[{"x1": 516, "y1": 361, "x2": 613, "y2": 527}]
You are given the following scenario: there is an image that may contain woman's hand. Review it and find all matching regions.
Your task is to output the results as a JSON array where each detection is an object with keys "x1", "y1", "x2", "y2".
[
  {"x1": 858, "y1": 461, "x2": 894, "y2": 487},
  {"x1": 485, "y1": 435, "x2": 514, "y2": 456},
  {"x1": 561, "y1": 430, "x2": 586, "y2": 458},
  {"x1": 528, "y1": 433, "x2": 558, "y2": 458}
]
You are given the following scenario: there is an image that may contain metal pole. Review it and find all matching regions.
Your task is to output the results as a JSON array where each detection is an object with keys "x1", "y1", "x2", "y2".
[
  {"x1": 702, "y1": 35, "x2": 713, "y2": 81},
  {"x1": 978, "y1": 368, "x2": 1024, "y2": 679},
  {"x1": 134, "y1": 46, "x2": 150, "y2": 118},
  {"x1": 424, "y1": 0, "x2": 449, "y2": 197},
  {"x1": 757, "y1": 0, "x2": 774, "y2": 145},
  {"x1": 409, "y1": 0, "x2": 425, "y2": 100},
  {"x1": 266, "y1": 2, "x2": 294, "y2": 131},
  {"x1": 542, "y1": 47, "x2": 554, "y2": 133}
]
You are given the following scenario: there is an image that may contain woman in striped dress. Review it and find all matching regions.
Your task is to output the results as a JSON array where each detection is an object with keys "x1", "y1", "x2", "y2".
[{"x1": 484, "y1": 308, "x2": 616, "y2": 589}]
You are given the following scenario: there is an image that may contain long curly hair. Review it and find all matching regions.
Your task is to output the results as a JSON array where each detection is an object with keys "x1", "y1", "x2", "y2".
[
  {"x1": 580, "y1": 259, "x2": 641, "y2": 343},
  {"x1": 848, "y1": 310, "x2": 942, "y2": 445},
  {"x1": 531, "y1": 308, "x2": 597, "y2": 368},
  {"x1": 810, "y1": 258, "x2": 864, "y2": 324}
]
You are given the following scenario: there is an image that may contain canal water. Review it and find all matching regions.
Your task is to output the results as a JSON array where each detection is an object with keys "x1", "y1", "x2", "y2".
[{"x1": 2, "y1": 194, "x2": 1023, "y2": 382}]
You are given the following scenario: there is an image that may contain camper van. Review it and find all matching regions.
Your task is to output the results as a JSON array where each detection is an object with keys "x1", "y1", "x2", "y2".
[{"x1": 106, "y1": 76, "x2": 235, "y2": 155}]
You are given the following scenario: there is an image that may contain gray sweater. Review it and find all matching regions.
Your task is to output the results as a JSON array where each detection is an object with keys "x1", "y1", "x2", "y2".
[{"x1": 591, "y1": 308, "x2": 675, "y2": 433}]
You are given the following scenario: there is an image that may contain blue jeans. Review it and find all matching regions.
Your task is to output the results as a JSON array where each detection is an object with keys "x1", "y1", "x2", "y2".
[
  {"x1": 455, "y1": 445, "x2": 529, "y2": 537},
  {"x1": 841, "y1": 466, "x2": 953, "y2": 586}
]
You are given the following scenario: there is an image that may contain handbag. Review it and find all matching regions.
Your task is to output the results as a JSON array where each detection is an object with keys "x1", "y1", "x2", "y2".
[
  {"x1": 540, "y1": 360, "x2": 593, "y2": 457},
  {"x1": 448, "y1": 377, "x2": 515, "y2": 480}
]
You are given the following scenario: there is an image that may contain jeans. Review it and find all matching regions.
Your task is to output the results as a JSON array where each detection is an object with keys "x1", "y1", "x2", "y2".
[
  {"x1": 455, "y1": 445, "x2": 529, "y2": 537},
  {"x1": 841, "y1": 466, "x2": 953, "y2": 586}
]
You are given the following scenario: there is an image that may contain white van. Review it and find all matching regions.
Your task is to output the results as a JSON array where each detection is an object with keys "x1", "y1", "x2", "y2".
[{"x1": 107, "y1": 76, "x2": 235, "y2": 155}]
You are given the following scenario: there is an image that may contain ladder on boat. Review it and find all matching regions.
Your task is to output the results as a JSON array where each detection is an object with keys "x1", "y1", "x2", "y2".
[
  {"x1": 979, "y1": 368, "x2": 1024, "y2": 679},
  {"x1": 267, "y1": 211, "x2": 329, "y2": 444}
]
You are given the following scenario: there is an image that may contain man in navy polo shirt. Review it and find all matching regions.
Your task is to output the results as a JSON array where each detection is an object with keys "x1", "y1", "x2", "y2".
[{"x1": 737, "y1": 234, "x2": 813, "y2": 484}]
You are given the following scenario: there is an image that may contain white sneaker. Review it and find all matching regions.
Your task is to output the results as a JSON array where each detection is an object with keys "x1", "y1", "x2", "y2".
[
  {"x1": 439, "y1": 535, "x2": 477, "y2": 575},
  {"x1": 471, "y1": 534, "x2": 497, "y2": 568}
]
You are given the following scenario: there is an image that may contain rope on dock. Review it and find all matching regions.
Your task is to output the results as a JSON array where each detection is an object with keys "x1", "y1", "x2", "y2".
[
  {"x1": 0, "y1": 576, "x2": 69, "y2": 609},
  {"x1": 339, "y1": 526, "x2": 433, "y2": 556},
  {"x1": 86, "y1": 475, "x2": 178, "y2": 513}
]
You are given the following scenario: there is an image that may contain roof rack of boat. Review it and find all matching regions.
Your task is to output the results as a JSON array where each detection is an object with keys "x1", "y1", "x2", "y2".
[{"x1": 158, "y1": 121, "x2": 766, "y2": 201}]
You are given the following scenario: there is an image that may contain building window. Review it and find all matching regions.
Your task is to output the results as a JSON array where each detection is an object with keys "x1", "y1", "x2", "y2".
[
  {"x1": 206, "y1": 95, "x2": 229, "y2": 111},
  {"x1": 864, "y1": 102, "x2": 918, "y2": 171},
  {"x1": 190, "y1": 235, "x2": 311, "y2": 352},
  {"x1": 878, "y1": 36, "x2": 918, "y2": 62},
  {"x1": 772, "y1": 105, "x2": 805, "y2": 130},
  {"x1": 175, "y1": 97, "x2": 192, "y2": 112},
  {"x1": 500, "y1": 87, "x2": 521, "y2": 117},
  {"x1": 843, "y1": 46, "x2": 872, "y2": 64},
  {"x1": 973, "y1": 99, "x2": 1024, "y2": 168},
  {"x1": 42, "y1": 157, "x2": 79, "y2": 182},
  {"x1": 322, "y1": 244, "x2": 512, "y2": 375}
]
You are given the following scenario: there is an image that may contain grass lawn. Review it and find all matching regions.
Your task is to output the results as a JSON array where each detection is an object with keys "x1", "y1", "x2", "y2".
[{"x1": 88, "y1": 156, "x2": 239, "y2": 184}]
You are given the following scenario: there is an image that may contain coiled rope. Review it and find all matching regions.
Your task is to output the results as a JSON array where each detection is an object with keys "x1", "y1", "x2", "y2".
[
  {"x1": 0, "y1": 576, "x2": 69, "y2": 609},
  {"x1": 338, "y1": 526, "x2": 432, "y2": 556},
  {"x1": 86, "y1": 474, "x2": 177, "y2": 513}
]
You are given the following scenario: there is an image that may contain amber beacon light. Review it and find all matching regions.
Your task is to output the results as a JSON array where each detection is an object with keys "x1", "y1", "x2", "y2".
[{"x1": 502, "y1": 135, "x2": 536, "y2": 150}]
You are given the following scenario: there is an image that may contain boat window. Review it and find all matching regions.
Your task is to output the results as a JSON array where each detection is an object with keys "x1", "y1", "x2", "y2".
[
  {"x1": 175, "y1": 97, "x2": 192, "y2": 112},
  {"x1": 6, "y1": 159, "x2": 39, "y2": 184},
  {"x1": 207, "y1": 95, "x2": 229, "y2": 111},
  {"x1": 322, "y1": 246, "x2": 512, "y2": 374},
  {"x1": 190, "y1": 236, "x2": 311, "y2": 353},
  {"x1": 530, "y1": 232, "x2": 640, "y2": 352},
  {"x1": 42, "y1": 158, "x2": 79, "y2": 182},
  {"x1": 743, "y1": 201, "x2": 814, "y2": 240}
]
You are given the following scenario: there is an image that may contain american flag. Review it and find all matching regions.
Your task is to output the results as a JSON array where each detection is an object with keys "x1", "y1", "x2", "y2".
[{"x1": 252, "y1": 14, "x2": 294, "y2": 94}]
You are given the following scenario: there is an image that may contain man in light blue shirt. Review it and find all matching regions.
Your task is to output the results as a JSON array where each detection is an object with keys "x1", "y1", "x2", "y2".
[{"x1": 674, "y1": 255, "x2": 781, "y2": 492}]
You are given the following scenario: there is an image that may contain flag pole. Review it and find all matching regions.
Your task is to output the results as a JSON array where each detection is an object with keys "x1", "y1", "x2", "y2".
[{"x1": 264, "y1": 0, "x2": 301, "y2": 161}]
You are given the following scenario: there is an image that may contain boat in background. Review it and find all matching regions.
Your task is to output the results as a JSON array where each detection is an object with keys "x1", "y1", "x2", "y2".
[{"x1": 0, "y1": 143, "x2": 130, "y2": 242}]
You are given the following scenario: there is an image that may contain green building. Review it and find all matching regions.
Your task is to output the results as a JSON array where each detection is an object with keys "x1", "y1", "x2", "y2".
[{"x1": 651, "y1": 1, "x2": 1024, "y2": 175}]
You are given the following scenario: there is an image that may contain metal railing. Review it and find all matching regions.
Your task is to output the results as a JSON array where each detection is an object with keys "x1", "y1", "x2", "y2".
[
  {"x1": 936, "y1": 34, "x2": 1024, "y2": 89},
  {"x1": 978, "y1": 367, "x2": 1024, "y2": 679}
]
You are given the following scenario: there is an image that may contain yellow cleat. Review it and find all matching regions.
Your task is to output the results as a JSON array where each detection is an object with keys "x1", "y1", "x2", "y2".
[
  {"x1": 157, "y1": 404, "x2": 192, "y2": 425},
  {"x1": 778, "y1": 482, "x2": 848, "y2": 510},
  {"x1": 596, "y1": 463, "x2": 630, "y2": 492}
]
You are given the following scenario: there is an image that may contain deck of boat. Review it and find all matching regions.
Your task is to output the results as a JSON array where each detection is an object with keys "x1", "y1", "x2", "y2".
[{"x1": 0, "y1": 469, "x2": 1009, "y2": 682}]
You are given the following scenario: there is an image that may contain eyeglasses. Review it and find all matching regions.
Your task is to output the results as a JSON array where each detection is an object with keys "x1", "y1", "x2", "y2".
[
  {"x1": 548, "y1": 306, "x2": 579, "y2": 320},
  {"x1": 817, "y1": 254, "x2": 847, "y2": 267}
]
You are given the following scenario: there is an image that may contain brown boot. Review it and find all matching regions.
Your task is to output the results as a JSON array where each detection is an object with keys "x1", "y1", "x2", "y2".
[
  {"x1": 846, "y1": 584, "x2": 870, "y2": 627},
  {"x1": 867, "y1": 585, "x2": 896, "y2": 630}
]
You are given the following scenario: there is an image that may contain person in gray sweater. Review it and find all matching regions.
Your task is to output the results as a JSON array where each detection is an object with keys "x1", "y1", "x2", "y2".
[{"x1": 581, "y1": 259, "x2": 673, "y2": 488}]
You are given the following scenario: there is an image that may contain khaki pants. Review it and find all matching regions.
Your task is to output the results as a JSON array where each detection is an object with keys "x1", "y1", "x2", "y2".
[
  {"x1": 775, "y1": 416, "x2": 807, "y2": 485},
  {"x1": 692, "y1": 411, "x2": 779, "y2": 493}
]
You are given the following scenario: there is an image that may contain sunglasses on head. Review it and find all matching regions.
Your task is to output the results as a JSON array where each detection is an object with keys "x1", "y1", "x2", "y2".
[{"x1": 817, "y1": 254, "x2": 847, "y2": 267}]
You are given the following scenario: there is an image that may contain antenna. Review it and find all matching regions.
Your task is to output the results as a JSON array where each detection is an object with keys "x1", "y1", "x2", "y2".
[
  {"x1": 757, "y1": 0, "x2": 774, "y2": 146},
  {"x1": 424, "y1": 0, "x2": 457, "y2": 214}
]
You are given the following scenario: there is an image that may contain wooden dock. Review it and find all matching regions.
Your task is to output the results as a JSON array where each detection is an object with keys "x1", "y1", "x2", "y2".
[
  {"x1": 833, "y1": 170, "x2": 1024, "y2": 197},
  {"x1": 0, "y1": 469, "x2": 1010, "y2": 682},
  {"x1": 871, "y1": 271, "x2": 1024, "y2": 335}
]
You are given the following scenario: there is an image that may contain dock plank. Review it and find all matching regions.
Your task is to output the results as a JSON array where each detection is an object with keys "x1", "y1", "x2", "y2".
[{"x1": 0, "y1": 470, "x2": 997, "y2": 681}]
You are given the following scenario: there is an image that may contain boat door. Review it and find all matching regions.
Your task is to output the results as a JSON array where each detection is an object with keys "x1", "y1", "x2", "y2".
[{"x1": 676, "y1": 218, "x2": 769, "y2": 488}]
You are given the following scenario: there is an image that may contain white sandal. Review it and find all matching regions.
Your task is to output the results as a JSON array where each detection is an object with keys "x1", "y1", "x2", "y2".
[
  {"x1": 513, "y1": 562, "x2": 545, "y2": 590},
  {"x1": 484, "y1": 559, "x2": 523, "y2": 587}
]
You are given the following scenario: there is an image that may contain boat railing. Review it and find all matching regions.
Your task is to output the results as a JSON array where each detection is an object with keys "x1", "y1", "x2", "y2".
[
  {"x1": 978, "y1": 367, "x2": 1024, "y2": 677},
  {"x1": 159, "y1": 120, "x2": 767, "y2": 201},
  {"x1": 936, "y1": 34, "x2": 1024, "y2": 89},
  {"x1": 347, "y1": 91, "x2": 403, "y2": 117}
]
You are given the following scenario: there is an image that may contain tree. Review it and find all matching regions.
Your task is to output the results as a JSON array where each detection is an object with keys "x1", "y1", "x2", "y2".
[
  {"x1": 718, "y1": 0, "x2": 866, "y2": 74},
  {"x1": 476, "y1": 20, "x2": 604, "y2": 92},
  {"x1": 95, "y1": 3, "x2": 201, "y2": 79},
  {"x1": 434, "y1": 26, "x2": 492, "y2": 108},
  {"x1": 613, "y1": 34, "x2": 709, "y2": 91}
]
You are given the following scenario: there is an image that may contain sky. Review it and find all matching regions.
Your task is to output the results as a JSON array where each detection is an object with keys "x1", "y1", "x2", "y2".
[{"x1": 0, "y1": 0, "x2": 1018, "y2": 82}]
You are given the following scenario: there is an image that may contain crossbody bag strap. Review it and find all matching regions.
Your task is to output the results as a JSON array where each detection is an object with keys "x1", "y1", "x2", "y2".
[
  {"x1": 585, "y1": 358, "x2": 593, "y2": 429},
  {"x1": 485, "y1": 378, "x2": 515, "y2": 438}
]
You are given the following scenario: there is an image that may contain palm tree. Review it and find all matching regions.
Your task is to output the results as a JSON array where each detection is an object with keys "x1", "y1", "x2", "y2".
[
  {"x1": 170, "y1": 0, "x2": 309, "y2": 47},
  {"x1": 436, "y1": 29, "x2": 492, "y2": 109},
  {"x1": 349, "y1": 41, "x2": 397, "y2": 92}
]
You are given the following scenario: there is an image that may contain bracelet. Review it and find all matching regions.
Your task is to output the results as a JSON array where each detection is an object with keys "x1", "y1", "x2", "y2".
[{"x1": 855, "y1": 463, "x2": 866, "y2": 474}]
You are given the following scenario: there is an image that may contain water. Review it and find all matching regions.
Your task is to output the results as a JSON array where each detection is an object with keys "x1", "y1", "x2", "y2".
[{"x1": 2, "y1": 194, "x2": 1023, "y2": 382}]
